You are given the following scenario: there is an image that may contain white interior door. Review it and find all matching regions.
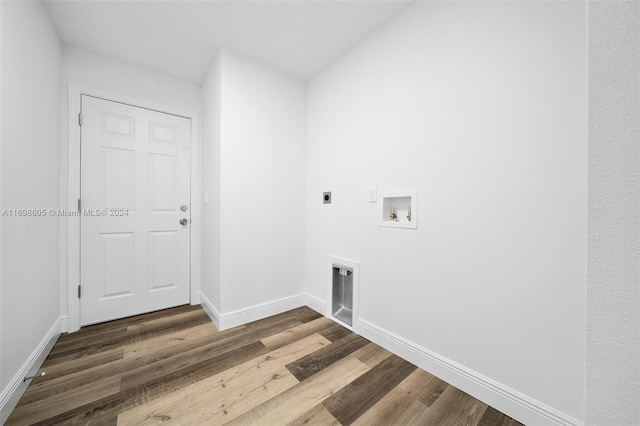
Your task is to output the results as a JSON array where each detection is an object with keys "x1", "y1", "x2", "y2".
[{"x1": 80, "y1": 95, "x2": 191, "y2": 325}]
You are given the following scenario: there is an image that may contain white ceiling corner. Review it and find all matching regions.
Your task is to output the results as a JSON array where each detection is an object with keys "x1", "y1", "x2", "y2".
[{"x1": 42, "y1": 0, "x2": 413, "y2": 84}]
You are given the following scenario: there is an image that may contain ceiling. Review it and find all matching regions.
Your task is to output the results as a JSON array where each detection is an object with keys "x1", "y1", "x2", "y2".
[{"x1": 42, "y1": 0, "x2": 412, "y2": 85}]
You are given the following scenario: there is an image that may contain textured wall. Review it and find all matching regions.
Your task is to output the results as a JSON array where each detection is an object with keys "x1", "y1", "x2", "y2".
[{"x1": 586, "y1": 1, "x2": 640, "y2": 424}]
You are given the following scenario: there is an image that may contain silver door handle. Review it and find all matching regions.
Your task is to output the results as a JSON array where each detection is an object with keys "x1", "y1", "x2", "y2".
[{"x1": 180, "y1": 218, "x2": 188, "y2": 226}]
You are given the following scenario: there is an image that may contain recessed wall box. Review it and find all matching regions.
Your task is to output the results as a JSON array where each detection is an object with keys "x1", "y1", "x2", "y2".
[
  {"x1": 323, "y1": 192, "x2": 332, "y2": 204},
  {"x1": 379, "y1": 190, "x2": 417, "y2": 229},
  {"x1": 331, "y1": 267, "x2": 353, "y2": 326},
  {"x1": 327, "y1": 256, "x2": 359, "y2": 331}
]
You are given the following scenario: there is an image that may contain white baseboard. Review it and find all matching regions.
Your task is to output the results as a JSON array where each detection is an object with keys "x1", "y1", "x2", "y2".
[
  {"x1": 357, "y1": 318, "x2": 583, "y2": 426},
  {"x1": 216, "y1": 294, "x2": 308, "y2": 331},
  {"x1": 200, "y1": 292, "x2": 325, "y2": 332},
  {"x1": 59, "y1": 316, "x2": 69, "y2": 334},
  {"x1": 0, "y1": 317, "x2": 62, "y2": 424},
  {"x1": 199, "y1": 292, "x2": 221, "y2": 330},
  {"x1": 200, "y1": 292, "x2": 312, "y2": 332},
  {"x1": 199, "y1": 291, "x2": 581, "y2": 426},
  {"x1": 200, "y1": 292, "x2": 308, "y2": 331},
  {"x1": 302, "y1": 293, "x2": 325, "y2": 315}
]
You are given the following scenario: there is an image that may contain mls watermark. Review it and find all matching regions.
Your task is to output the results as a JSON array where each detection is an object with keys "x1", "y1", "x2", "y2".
[{"x1": 1, "y1": 209, "x2": 130, "y2": 217}]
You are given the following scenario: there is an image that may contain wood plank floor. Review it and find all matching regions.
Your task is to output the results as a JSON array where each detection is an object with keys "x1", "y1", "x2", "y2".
[{"x1": 7, "y1": 305, "x2": 523, "y2": 425}]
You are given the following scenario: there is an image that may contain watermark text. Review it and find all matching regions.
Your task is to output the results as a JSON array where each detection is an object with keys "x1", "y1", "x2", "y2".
[{"x1": 2, "y1": 209, "x2": 130, "y2": 217}]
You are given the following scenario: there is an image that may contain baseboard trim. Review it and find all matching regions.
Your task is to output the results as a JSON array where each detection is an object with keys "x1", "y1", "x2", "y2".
[
  {"x1": 0, "y1": 317, "x2": 62, "y2": 424},
  {"x1": 357, "y1": 318, "x2": 583, "y2": 426},
  {"x1": 59, "y1": 316, "x2": 69, "y2": 334},
  {"x1": 217, "y1": 294, "x2": 307, "y2": 331},
  {"x1": 199, "y1": 292, "x2": 221, "y2": 330},
  {"x1": 200, "y1": 292, "x2": 309, "y2": 331},
  {"x1": 200, "y1": 292, "x2": 581, "y2": 426},
  {"x1": 302, "y1": 293, "x2": 325, "y2": 315}
]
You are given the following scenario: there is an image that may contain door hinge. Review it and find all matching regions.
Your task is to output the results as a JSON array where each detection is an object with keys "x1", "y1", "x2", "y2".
[
  {"x1": 77, "y1": 198, "x2": 81, "y2": 211},
  {"x1": 77, "y1": 285, "x2": 81, "y2": 299},
  {"x1": 78, "y1": 112, "x2": 83, "y2": 127}
]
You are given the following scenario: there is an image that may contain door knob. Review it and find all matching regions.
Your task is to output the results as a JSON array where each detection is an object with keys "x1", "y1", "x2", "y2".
[{"x1": 180, "y1": 218, "x2": 188, "y2": 226}]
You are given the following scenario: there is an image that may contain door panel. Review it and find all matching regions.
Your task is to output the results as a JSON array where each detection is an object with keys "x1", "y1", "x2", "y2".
[
  {"x1": 149, "y1": 153, "x2": 178, "y2": 211},
  {"x1": 80, "y1": 95, "x2": 191, "y2": 325},
  {"x1": 149, "y1": 231, "x2": 178, "y2": 290},
  {"x1": 101, "y1": 147, "x2": 135, "y2": 209},
  {"x1": 101, "y1": 232, "x2": 135, "y2": 298}
]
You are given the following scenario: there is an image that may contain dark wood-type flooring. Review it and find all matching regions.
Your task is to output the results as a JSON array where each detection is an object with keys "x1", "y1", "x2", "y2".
[{"x1": 7, "y1": 305, "x2": 524, "y2": 425}]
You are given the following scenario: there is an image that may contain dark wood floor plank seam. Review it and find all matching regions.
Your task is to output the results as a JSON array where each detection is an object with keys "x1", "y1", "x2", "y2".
[
  {"x1": 317, "y1": 321, "x2": 352, "y2": 342},
  {"x1": 20, "y1": 331, "x2": 251, "y2": 406},
  {"x1": 51, "y1": 326, "x2": 128, "y2": 353},
  {"x1": 44, "y1": 314, "x2": 214, "y2": 364},
  {"x1": 351, "y1": 373, "x2": 427, "y2": 426},
  {"x1": 417, "y1": 375, "x2": 450, "y2": 407},
  {"x1": 35, "y1": 348, "x2": 125, "y2": 385},
  {"x1": 29, "y1": 341, "x2": 270, "y2": 425},
  {"x1": 420, "y1": 385, "x2": 490, "y2": 425},
  {"x1": 224, "y1": 351, "x2": 372, "y2": 425},
  {"x1": 49, "y1": 309, "x2": 299, "y2": 370},
  {"x1": 285, "y1": 332, "x2": 370, "y2": 382},
  {"x1": 288, "y1": 306, "x2": 324, "y2": 323},
  {"x1": 322, "y1": 353, "x2": 418, "y2": 425},
  {"x1": 9, "y1": 375, "x2": 122, "y2": 425},
  {"x1": 46, "y1": 309, "x2": 212, "y2": 359},
  {"x1": 49, "y1": 304, "x2": 201, "y2": 352},
  {"x1": 68, "y1": 304, "x2": 202, "y2": 336},
  {"x1": 19, "y1": 316, "x2": 306, "y2": 404},
  {"x1": 116, "y1": 333, "x2": 331, "y2": 424},
  {"x1": 260, "y1": 316, "x2": 335, "y2": 350},
  {"x1": 123, "y1": 308, "x2": 210, "y2": 335}
]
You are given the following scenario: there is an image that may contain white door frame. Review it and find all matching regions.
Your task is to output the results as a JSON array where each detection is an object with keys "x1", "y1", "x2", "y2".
[{"x1": 63, "y1": 84, "x2": 201, "y2": 333}]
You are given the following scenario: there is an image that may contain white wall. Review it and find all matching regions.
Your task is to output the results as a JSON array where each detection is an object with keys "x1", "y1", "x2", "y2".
[
  {"x1": 201, "y1": 55, "x2": 222, "y2": 312},
  {"x1": 306, "y1": 2, "x2": 586, "y2": 424},
  {"x1": 586, "y1": 1, "x2": 640, "y2": 424},
  {"x1": 216, "y1": 50, "x2": 307, "y2": 314},
  {"x1": 0, "y1": 0, "x2": 61, "y2": 419},
  {"x1": 59, "y1": 47, "x2": 203, "y2": 318},
  {"x1": 62, "y1": 47, "x2": 202, "y2": 114}
]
